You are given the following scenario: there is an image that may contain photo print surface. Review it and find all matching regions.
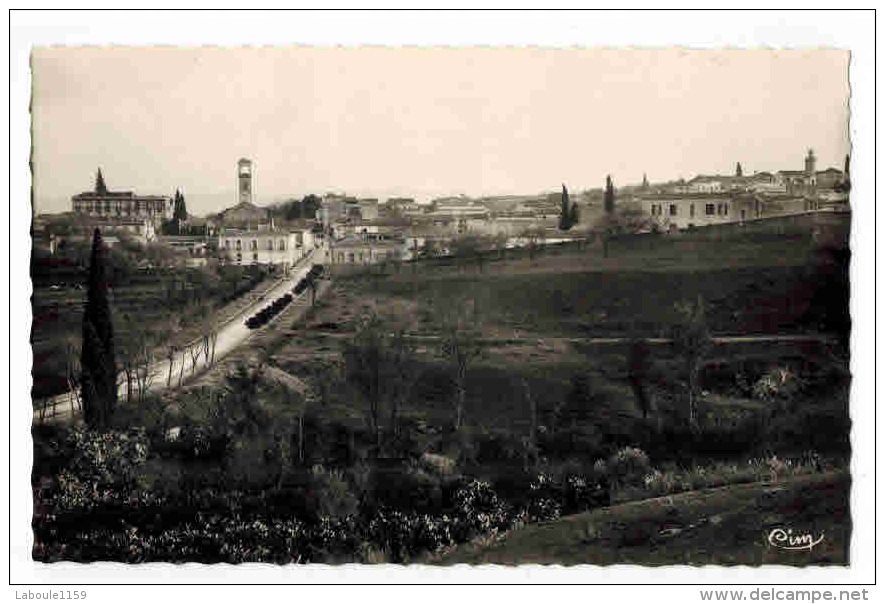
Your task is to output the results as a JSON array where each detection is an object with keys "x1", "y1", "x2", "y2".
[{"x1": 29, "y1": 46, "x2": 851, "y2": 566}]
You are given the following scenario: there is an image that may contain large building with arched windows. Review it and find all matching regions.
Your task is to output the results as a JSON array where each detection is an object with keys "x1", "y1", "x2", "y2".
[{"x1": 71, "y1": 170, "x2": 173, "y2": 227}]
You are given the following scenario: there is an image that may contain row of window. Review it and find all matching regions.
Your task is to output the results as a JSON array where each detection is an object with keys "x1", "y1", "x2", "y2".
[
  {"x1": 334, "y1": 249, "x2": 399, "y2": 264},
  {"x1": 75, "y1": 202, "x2": 166, "y2": 214},
  {"x1": 234, "y1": 252, "x2": 258, "y2": 264},
  {"x1": 650, "y1": 202, "x2": 729, "y2": 218},
  {"x1": 224, "y1": 239, "x2": 287, "y2": 251}
]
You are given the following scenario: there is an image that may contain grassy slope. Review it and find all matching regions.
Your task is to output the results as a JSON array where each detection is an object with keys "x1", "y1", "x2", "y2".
[
  {"x1": 339, "y1": 235, "x2": 848, "y2": 339},
  {"x1": 430, "y1": 471, "x2": 850, "y2": 566},
  {"x1": 267, "y1": 231, "x2": 848, "y2": 438}
]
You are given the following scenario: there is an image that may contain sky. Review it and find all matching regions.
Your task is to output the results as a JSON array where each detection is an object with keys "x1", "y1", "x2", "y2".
[{"x1": 31, "y1": 47, "x2": 850, "y2": 216}]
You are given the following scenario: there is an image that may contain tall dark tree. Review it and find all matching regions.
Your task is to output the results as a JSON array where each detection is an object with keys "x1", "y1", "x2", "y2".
[
  {"x1": 735, "y1": 162, "x2": 743, "y2": 177},
  {"x1": 173, "y1": 189, "x2": 188, "y2": 221},
  {"x1": 283, "y1": 199, "x2": 302, "y2": 221},
  {"x1": 302, "y1": 194, "x2": 322, "y2": 220},
  {"x1": 559, "y1": 184, "x2": 572, "y2": 230},
  {"x1": 603, "y1": 175, "x2": 616, "y2": 214},
  {"x1": 80, "y1": 229, "x2": 117, "y2": 428},
  {"x1": 642, "y1": 173, "x2": 649, "y2": 190},
  {"x1": 95, "y1": 168, "x2": 107, "y2": 194}
]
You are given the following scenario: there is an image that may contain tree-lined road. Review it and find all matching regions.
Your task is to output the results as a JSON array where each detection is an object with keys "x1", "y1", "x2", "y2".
[{"x1": 34, "y1": 253, "x2": 318, "y2": 425}]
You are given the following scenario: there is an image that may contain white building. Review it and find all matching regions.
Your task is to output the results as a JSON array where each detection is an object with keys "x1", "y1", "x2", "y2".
[
  {"x1": 219, "y1": 227, "x2": 314, "y2": 267},
  {"x1": 642, "y1": 194, "x2": 762, "y2": 230}
]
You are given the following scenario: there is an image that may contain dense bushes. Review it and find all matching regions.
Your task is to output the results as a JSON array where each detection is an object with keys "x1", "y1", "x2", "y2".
[
  {"x1": 293, "y1": 264, "x2": 324, "y2": 296},
  {"x1": 33, "y1": 421, "x2": 839, "y2": 564},
  {"x1": 245, "y1": 293, "x2": 293, "y2": 329},
  {"x1": 33, "y1": 425, "x2": 612, "y2": 563}
]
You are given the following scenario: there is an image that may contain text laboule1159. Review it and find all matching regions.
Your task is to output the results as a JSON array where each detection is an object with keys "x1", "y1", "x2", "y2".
[{"x1": 14, "y1": 591, "x2": 87, "y2": 600}]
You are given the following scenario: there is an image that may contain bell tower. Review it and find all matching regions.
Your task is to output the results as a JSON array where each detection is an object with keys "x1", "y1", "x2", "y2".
[
  {"x1": 237, "y1": 158, "x2": 254, "y2": 205},
  {"x1": 804, "y1": 149, "x2": 816, "y2": 177}
]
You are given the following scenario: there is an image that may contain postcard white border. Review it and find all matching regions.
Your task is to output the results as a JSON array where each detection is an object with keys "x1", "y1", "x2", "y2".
[{"x1": 6, "y1": 5, "x2": 877, "y2": 597}]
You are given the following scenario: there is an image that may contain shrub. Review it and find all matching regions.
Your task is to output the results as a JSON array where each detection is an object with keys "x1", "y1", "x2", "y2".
[
  {"x1": 63, "y1": 427, "x2": 149, "y2": 488},
  {"x1": 471, "y1": 430, "x2": 525, "y2": 464},
  {"x1": 452, "y1": 479, "x2": 511, "y2": 537},
  {"x1": 524, "y1": 473, "x2": 562, "y2": 523},
  {"x1": 606, "y1": 446, "x2": 651, "y2": 489},
  {"x1": 753, "y1": 366, "x2": 804, "y2": 405},
  {"x1": 539, "y1": 424, "x2": 607, "y2": 460},
  {"x1": 309, "y1": 464, "x2": 360, "y2": 520},
  {"x1": 151, "y1": 424, "x2": 228, "y2": 462},
  {"x1": 364, "y1": 464, "x2": 444, "y2": 515},
  {"x1": 38, "y1": 427, "x2": 151, "y2": 516}
]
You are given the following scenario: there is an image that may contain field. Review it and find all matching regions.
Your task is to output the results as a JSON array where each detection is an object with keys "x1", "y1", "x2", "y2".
[
  {"x1": 31, "y1": 223, "x2": 852, "y2": 564},
  {"x1": 265, "y1": 230, "x2": 849, "y2": 453}
]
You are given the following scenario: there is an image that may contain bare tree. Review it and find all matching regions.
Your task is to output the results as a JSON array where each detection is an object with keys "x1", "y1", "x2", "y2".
[
  {"x1": 596, "y1": 202, "x2": 657, "y2": 257},
  {"x1": 198, "y1": 303, "x2": 219, "y2": 365},
  {"x1": 165, "y1": 342, "x2": 180, "y2": 388},
  {"x1": 440, "y1": 299, "x2": 484, "y2": 431},
  {"x1": 493, "y1": 232, "x2": 509, "y2": 261},
  {"x1": 133, "y1": 338, "x2": 156, "y2": 402},
  {"x1": 627, "y1": 336, "x2": 653, "y2": 419},
  {"x1": 520, "y1": 226, "x2": 546, "y2": 261},
  {"x1": 670, "y1": 296, "x2": 713, "y2": 428},
  {"x1": 164, "y1": 314, "x2": 181, "y2": 387},
  {"x1": 450, "y1": 234, "x2": 486, "y2": 274},
  {"x1": 344, "y1": 316, "x2": 385, "y2": 448},
  {"x1": 187, "y1": 340, "x2": 203, "y2": 377},
  {"x1": 63, "y1": 336, "x2": 82, "y2": 412},
  {"x1": 118, "y1": 314, "x2": 139, "y2": 403},
  {"x1": 522, "y1": 378, "x2": 539, "y2": 471},
  {"x1": 343, "y1": 315, "x2": 415, "y2": 450},
  {"x1": 307, "y1": 277, "x2": 318, "y2": 308},
  {"x1": 178, "y1": 345, "x2": 187, "y2": 387},
  {"x1": 268, "y1": 380, "x2": 307, "y2": 486},
  {"x1": 386, "y1": 329, "x2": 417, "y2": 438}
]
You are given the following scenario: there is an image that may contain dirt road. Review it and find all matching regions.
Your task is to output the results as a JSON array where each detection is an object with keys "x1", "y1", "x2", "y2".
[{"x1": 34, "y1": 254, "x2": 318, "y2": 425}]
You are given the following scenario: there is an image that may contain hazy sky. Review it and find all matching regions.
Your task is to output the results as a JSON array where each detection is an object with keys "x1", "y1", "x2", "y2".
[{"x1": 31, "y1": 47, "x2": 850, "y2": 216}]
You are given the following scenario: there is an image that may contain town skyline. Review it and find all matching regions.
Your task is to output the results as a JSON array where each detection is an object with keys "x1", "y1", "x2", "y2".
[
  {"x1": 31, "y1": 47, "x2": 849, "y2": 216},
  {"x1": 38, "y1": 145, "x2": 848, "y2": 219}
]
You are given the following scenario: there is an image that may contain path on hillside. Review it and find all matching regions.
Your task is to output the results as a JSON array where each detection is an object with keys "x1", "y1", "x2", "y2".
[
  {"x1": 299, "y1": 331, "x2": 838, "y2": 348},
  {"x1": 34, "y1": 254, "x2": 318, "y2": 426},
  {"x1": 429, "y1": 471, "x2": 849, "y2": 566}
]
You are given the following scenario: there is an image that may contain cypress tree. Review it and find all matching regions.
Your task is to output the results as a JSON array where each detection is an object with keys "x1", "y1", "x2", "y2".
[
  {"x1": 559, "y1": 183, "x2": 572, "y2": 230},
  {"x1": 173, "y1": 189, "x2": 188, "y2": 221},
  {"x1": 81, "y1": 228, "x2": 117, "y2": 428},
  {"x1": 95, "y1": 168, "x2": 107, "y2": 194},
  {"x1": 736, "y1": 162, "x2": 743, "y2": 177},
  {"x1": 604, "y1": 175, "x2": 616, "y2": 214}
]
